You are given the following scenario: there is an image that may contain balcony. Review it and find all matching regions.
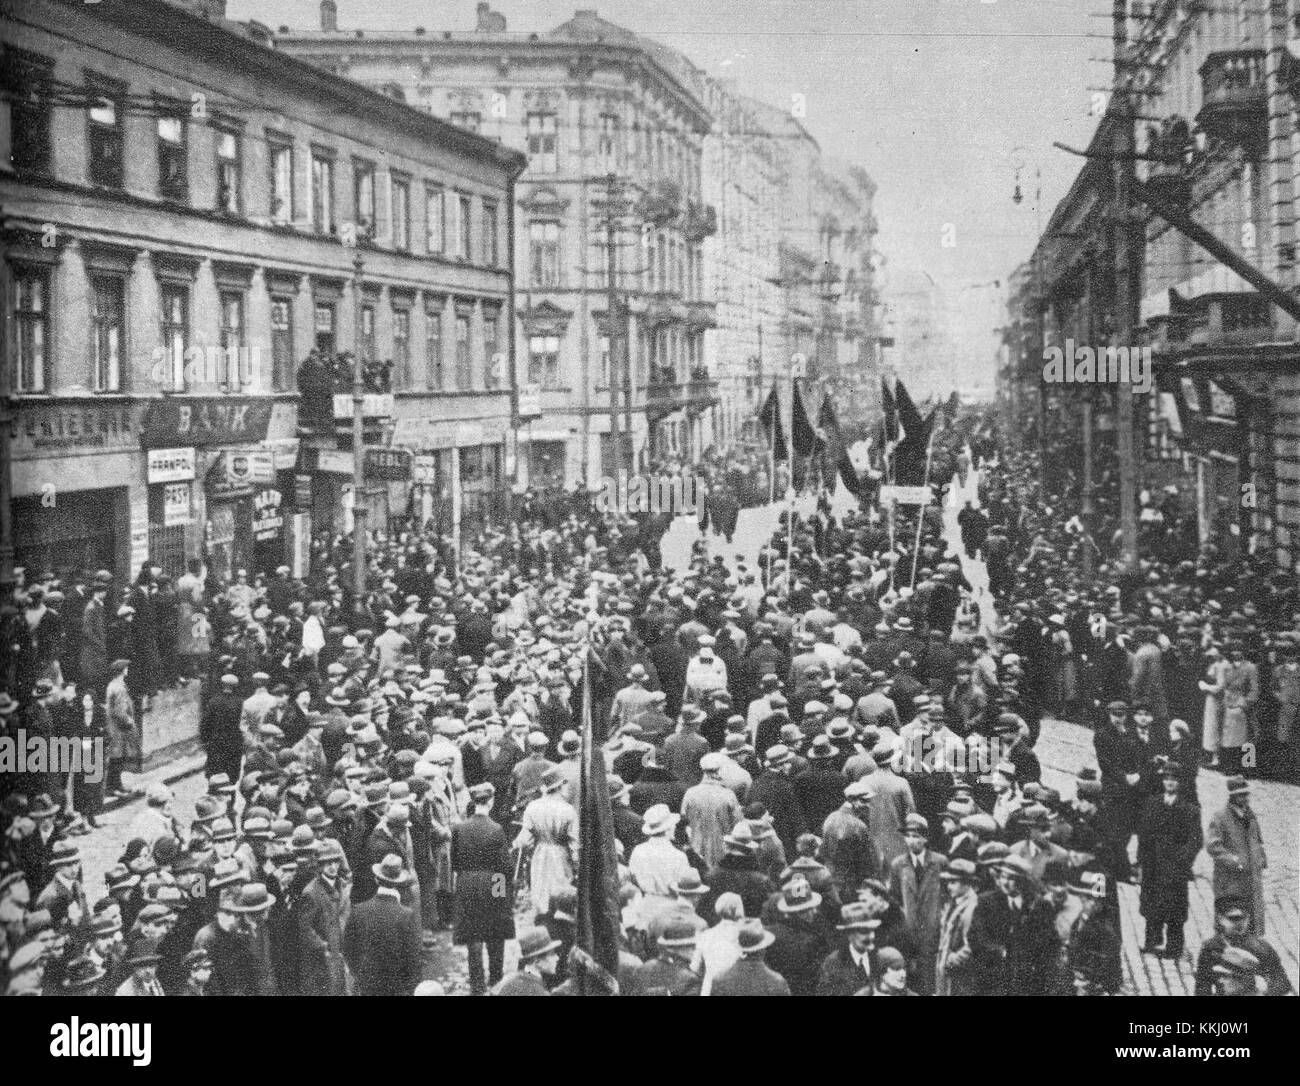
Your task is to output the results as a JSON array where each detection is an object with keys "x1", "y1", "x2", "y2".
[
  {"x1": 644, "y1": 370, "x2": 720, "y2": 423},
  {"x1": 1197, "y1": 49, "x2": 1266, "y2": 151},
  {"x1": 644, "y1": 293, "x2": 687, "y2": 329},
  {"x1": 684, "y1": 300, "x2": 717, "y2": 331},
  {"x1": 681, "y1": 200, "x2": 718, "y2": 242},
  {"x1": 638, "y1": 179, "x2": 683, "y2": 227}
]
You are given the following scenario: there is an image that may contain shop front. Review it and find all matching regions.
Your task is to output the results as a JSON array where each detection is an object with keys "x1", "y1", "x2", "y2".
[{"x1": 10, "y1": 398, "x2": 142, "y2": 582}]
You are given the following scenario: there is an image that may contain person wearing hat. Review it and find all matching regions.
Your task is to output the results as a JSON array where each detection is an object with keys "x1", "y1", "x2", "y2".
[
  {"x1": 296, "y1": 836, "x2": 349, "y2": 995},
  {"x1": 239, "y1": 672, "x2": 279, "y2": 746},
  {"x1": 1007, "y1": 803, "x2": 1068, "y2": 884},
  {"x1": 662, "y1": 705, "x2": 711, "y2": 788},
  {"x1": 855, "y1": 738, "x2": 916, "y2": 866},
  {"x1": 104, "y1": 659, "x2": 138, "y2": 798},
  {"x1": 342, "y1": 854, "x2": 424, "y2": 996},
  {"x1": 1135, "y1": 763, "x2": 1201, "y2": 959},
  {"x1": 1205, "y1": 776, "x2": 1269, "y2": 937},
  {"x1": 449, "y1": 782, "x2": 516, "y2": 995},
  {"x1": 512, "y1": 766, "x2": 577, "y2": 916},
  {"x1": 888, "y1": 812, "x2": 946, "y2": 995},
  {"x1": 201, "y1": 673, "x2": 247, "y2": 786},
  {"x1": 1193, "y1": 896, "x2": 1293, "y2": 997},
  {"x1": 966, "y1": 854, "x2": 1057, "y2": 996},
  {"x1": 743, "y1": 745, "x2": 806, "y2": 860},
  {"x1": 115, "y1": 936, "x2": 166, "y2": 995},
  {"x1": 1206, "y1": 944, "x2": 1264, "y2": 996},
  {"x1": 699, "y1": 823, "x2": 775, "y2": 925},
  {"x1": 609, "y1": 663, "x2": 657, "y2": 733},
  {"x1": 935, "y1": 858, "x2": 980, "y2": 996},
  {"x1": 819, "y1": 779, "x2": 884, "y2": 903},
  {"x1": 815, "y1": 902, "x2": 882, "y2": 995},
  {"x1": 680, "y1": 752, "x2": 743, "y2": 870},
  {"x1": 625, "y1": 919, "x2": 703, "y2": 996},
  {"x1": 177, "y1": 947, "x2": 213, "y2": 996},
  {"x1": 710, "y1": 920, "x2": 789, "y2": 996},
  {"x1": 490, "y1": 926, "x2": 561, "y2": 996},
  {"x1": 1063, "y1": 871, "x2": 1122, "y2": 995},
  {"x1": 764, "y1": 875, "x2": 828, "y2": 996},
  {"x1": 34, "y1": 840, "x2": 87, "y2": 928},
  {"x1": 194, "y1": 884, "x2": 278, "y2": 995},
  {"x1": 628, "y1": 804, "x2": 693, "y2": 931},
  {"x1": 684, "y1": 634, "x2": 729, "y2": 705}
]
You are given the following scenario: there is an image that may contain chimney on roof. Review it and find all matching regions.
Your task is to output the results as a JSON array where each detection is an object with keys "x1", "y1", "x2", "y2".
[
  {"x1": 320, "y1": 0, "x2": 338, "y2": 33},
  {"x1": 476, "y1": 3, "x2": 507, "y2": 32}
]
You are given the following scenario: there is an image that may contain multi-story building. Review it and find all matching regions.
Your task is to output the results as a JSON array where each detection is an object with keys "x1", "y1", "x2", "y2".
[
  {"x1": 1014, "y1": 0, "x2": 1300, "y2": 571},
  {"x1": 1, "y1": 0, "x2": 524, "y2": 588},
  {"x1": 278, "y1": 3, "x2": 719, "y2": 485}
]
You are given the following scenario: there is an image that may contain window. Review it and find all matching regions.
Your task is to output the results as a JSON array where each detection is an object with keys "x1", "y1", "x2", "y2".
[
  {"x1": 393, "y1": 308, "x2": 411, "y2": 389},
  {"x1": 91, "y1": 277, "x2": 124, "y2": 392},
  {"x1": 360, "y1": 304, "x2": 376, "y2": 363},
  {"x1": 314, "y1": 303, "x2": 336, "y2": 353},
  {"x1": 219, "y1": 293, "x2": 244, "y2": 389},
  {"x1": 529, "y1": 221, "x2": 560, "y2": 287},
  {"x1": 447, "y1": 191, "x2": 463, "y2": 258},
  {"x1": 458, "y1": 194, "x2": 472, "y2": 259},
  {"x1": 215, "y1": 129, "x2": 240, "y2": 213},
  {"x1": 311, "y1": 150, "x2": 335, "y2": 234},
  {"x1": 455, "y1": 313, "x2": 471, "y2": 389},
  {"x1": 598, "y1": 114, "x2": 620, "y2": 172},
  {"x1": 354, "y1": 160, "x2": 376, "y2": 238},
  {"x1": 483, "y1": 307, "x2": 499, "y2": 389},
  {"x1": 528, "y1": 335, "x2": 560, "y2": 389},
  {"x1": 527, "y1": 112, "x2": 558, "y2": 173},
  {"x1": 270, "y1": 297, "x2": 294, "y2": 391},
  {"x1": 269, "y1": 141, "x2": 294, "y2": 224},
  {"x1": 161, "y1": 285, "x2": 189, "y2": 391},
  {"x1": 592, "y1": 238, "x2": 609, "y2": 289},
  {"x1": 11, "y1": 269, "x2": 47, "y2": 393},
  {"x1": 426, "y1": 185, "x2": 444, "y2": 253},
  {"x1": 657, "y1": 234, "x2": 667, "y2": 291},
  {"x1": 4, "y1": 53, "x2": 52, "y2": 175},
  {"x1": 392, "y1": 177, "x2": 410, "y2": 251},
  {"x1": 426, "y1": 304, "x2": 444, "y2": 390},
  {"x1": 450, "y1": 111, "x2": 481, "y2": 133},
  {"x1": 87, "y1": 85, "x2": 124, "y2": 189},
  {"x1": 483, "y1": 200, "x2": 499, "y2": 266},
  {"x1": 157, "y1": 114, "x2": 188, "y2": 202},
  {"x1": 599, "y1": 334, "x2": 611, "y2": 387}
]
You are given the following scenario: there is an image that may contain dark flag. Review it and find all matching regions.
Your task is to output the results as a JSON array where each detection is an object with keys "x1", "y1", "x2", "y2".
[
  {"x1": 818, "y1": 396, "x2": 841, "y2": 484},
  {"x1": 817, "y1": 396, "x2": 840, "y2": 438},
  {"x1": 894, "y1": 378, "x2": 925, "y2": 443},
  {"x1": 893, "y1": 407, "x2": 938, "y2": 487},
  {"x1": 881, "y1": 379, "x2": 899, "y2": 444},
  {"x1": 791, "y1": 380, "x2": 820, "y2": 458},
  {"x1": 574, "y1": 648, "x2": 622, "y2": 994},
  {"x1": 758, "y1": 383, "x2": 788, "y2": 461},
  {"x1": 836, "y1": 448, "x2": 862, "y2": 497}
]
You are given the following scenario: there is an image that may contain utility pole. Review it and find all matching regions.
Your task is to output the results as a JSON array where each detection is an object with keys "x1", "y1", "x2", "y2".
[
  {"x1": 604, "y1": 173, "x2": 623, "y2": 480},
  {"x1": 1112, "y1": 0, "x2": 1139, "y2": 570},
  {"x1": 351, "y1": 247, "x2": 368, "y2": 606},
  {"x1": 0, "y1": 208, "x2": 14, "y2": 609}
]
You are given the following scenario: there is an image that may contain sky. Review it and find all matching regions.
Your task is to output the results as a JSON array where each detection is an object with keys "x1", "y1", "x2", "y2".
[{"x1": 229, "y1": 0, "x2": 1102, "y2": 390}]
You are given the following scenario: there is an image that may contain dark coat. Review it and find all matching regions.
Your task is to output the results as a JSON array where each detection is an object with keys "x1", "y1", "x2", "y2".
[
  {"x1": 629, "y1": 766, "x2": 687, "y2": 815},
  {"x1": 711, "y1": 955, "x2": 791, "y2": 996},
  {"x1": 1137, "y1": 796, "x2": 1202, "y2": 923},
  {"x1": 450, "y1": 813, "x2": 516, "y2": 944},
  {"x1": 967, "y1": 890, "x2": 1057, "y2": 996},
  {"x1": 793, "y1": 765, "x2": 848, "y2": 831},
  {"x1": 625, "y1": 955, "x2": 701, "y2": 996},
  {"x1": 701, "y1": 855, "x2": 776, "y2": 923},
  {"x1": 342, "y1": 891, "x2": 423, "y2": 996},
  {"x1": 815, "y1": 947, "x2": 875, "y2": 996},
  {"x1": 746, "y1": 771, "x2": 808, "y2": 857},
  {"x1": 296, "y1": 874, "x2": 348, "y2": 996},
  {"x1": 766, "y1": 915, "x2": 828, "y2": 996}
]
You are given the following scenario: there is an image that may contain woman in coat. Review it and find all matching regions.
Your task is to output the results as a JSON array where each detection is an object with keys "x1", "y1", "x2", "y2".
[
  {"x1": 1220, "y1": 648, "x2": 1259, "y2": 768},
  {"x1": 935, "y1": 860, "x2": 980, "y2": 996},
  {"x1": 1199, "y1": 646, "x2": 1229, "y2": 768},
  {"x1": 104, "y1": 659, "x2": 139, "y2": 791},
  {"x1": 512, "y1": 768, "x2": 577, "y2": 916}
]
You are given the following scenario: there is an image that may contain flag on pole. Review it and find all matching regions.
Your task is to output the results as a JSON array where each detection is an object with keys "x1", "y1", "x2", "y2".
[
  {"x1": 574, "y1": 645, "x2": 622, "y2": 995},
  {"x1": 893, "y1": 378, "x2": 925, "y2": 443},
  {"x1": 758, "y1": 382, "x2": 788, "y2": 461},
  {"x1": 791, "y1": 381, "x2": 820, "y2": 458},
  {"x1": 881, "y1": 378, "x2": 899, "y2": 444}
]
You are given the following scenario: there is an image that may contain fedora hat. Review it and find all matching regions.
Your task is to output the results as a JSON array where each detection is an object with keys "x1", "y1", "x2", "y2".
[
  {"x1": 641, "y1": 804, "x2": 679, "y2": 837},
  {"x1": 776, "y1": 875, "x2": 822, "y2": 914},
  {"x1": 123, "y1": 937, "x2": 162, "y2": 968},
  {"x1": 515, "y1": 926, "x2": 561, "y2": 963},
  {"x1": 228, "y1": 883, "x2": 276, "y2": 913},
  {"x1": 371, "y1": 853, "x2": 413, "y2": 887},
  {"x1": 806, "y1": 735, "x2": 839, "y2": 761},
  {"x1": 837, "y1": 902, "x2": 882, "y2": 932},
  {"x1": 736, "y1": 921, "x2": 775, "y2": 955},
  {"x1": 670, "y1": 871, "x2": 709, "y2": 897},
  {"x1": 723, "y1": 823, "x2": 759, "y2": 854},
  {"x1": 656, "y1": 921, "x2": 699, "y2": 949},
  {"x1": 27, "y1": 793, "x2": 60, "y2": 820},
  {"x1": 540, "y1": 766, "x2": 566, "y2": 793}
]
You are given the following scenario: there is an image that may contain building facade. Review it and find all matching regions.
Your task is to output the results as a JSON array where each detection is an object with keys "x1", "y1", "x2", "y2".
[
  {"x1": 278, "y1": 4, "x2": 719, "y2": 486},
  {"x1": 1, "y1": 0, "x2": 524, "y2": 588}
]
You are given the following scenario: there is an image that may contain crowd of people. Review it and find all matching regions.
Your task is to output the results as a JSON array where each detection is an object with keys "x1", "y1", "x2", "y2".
[{"x1": 0, "y1": 406, "x2": 1295, "y2": 997}]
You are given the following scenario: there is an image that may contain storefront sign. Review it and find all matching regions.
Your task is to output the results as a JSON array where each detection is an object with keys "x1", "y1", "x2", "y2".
[
  {"x1": 14, "y1": 402, "x2": 139, "y2": 456},
  {"x1": 266, "y1": 439, "x2": 300, "y2": 471},
  {"x1": 879, "y1": 485, "x2": 933, "y2": 506},
  {"x1": 332, "y1": 393, "x2": 394, "y2": 419},
  {"x1": 294, "y1": 473, "x2": 314, "y2": 508},
  {"x1": 224, "y1": 449, "x2": 275, "y2": 486},
  {"x1": 315, "y1": 449, "x2": 355, "y2": 475},
  {"x1": 365, "y1": 447, "x2": 412, "y2": 481},
  {"x1": 147, "y1": 447, "x2": 196, "y2": 484},
  {"x1": 163, "y1": 482, "x2": 192, "y2": 526},
  {"x1": 253, "y1": 489, "x2": 283, "y2": 540},
  {"x1": 518, "y1": 383, "x2": 542, "y2": 420},
  {"x1": 141, "y1": 398, "x2": 274, "y2": 448}
]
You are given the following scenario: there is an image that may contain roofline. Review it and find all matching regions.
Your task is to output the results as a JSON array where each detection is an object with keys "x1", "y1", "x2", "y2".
[
  {"x1": 276, "y1": 30, "x2": 713, "y2": 133},
  {"x1": 82, "y1": 0, "x2": 526, "y2": 175}
]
